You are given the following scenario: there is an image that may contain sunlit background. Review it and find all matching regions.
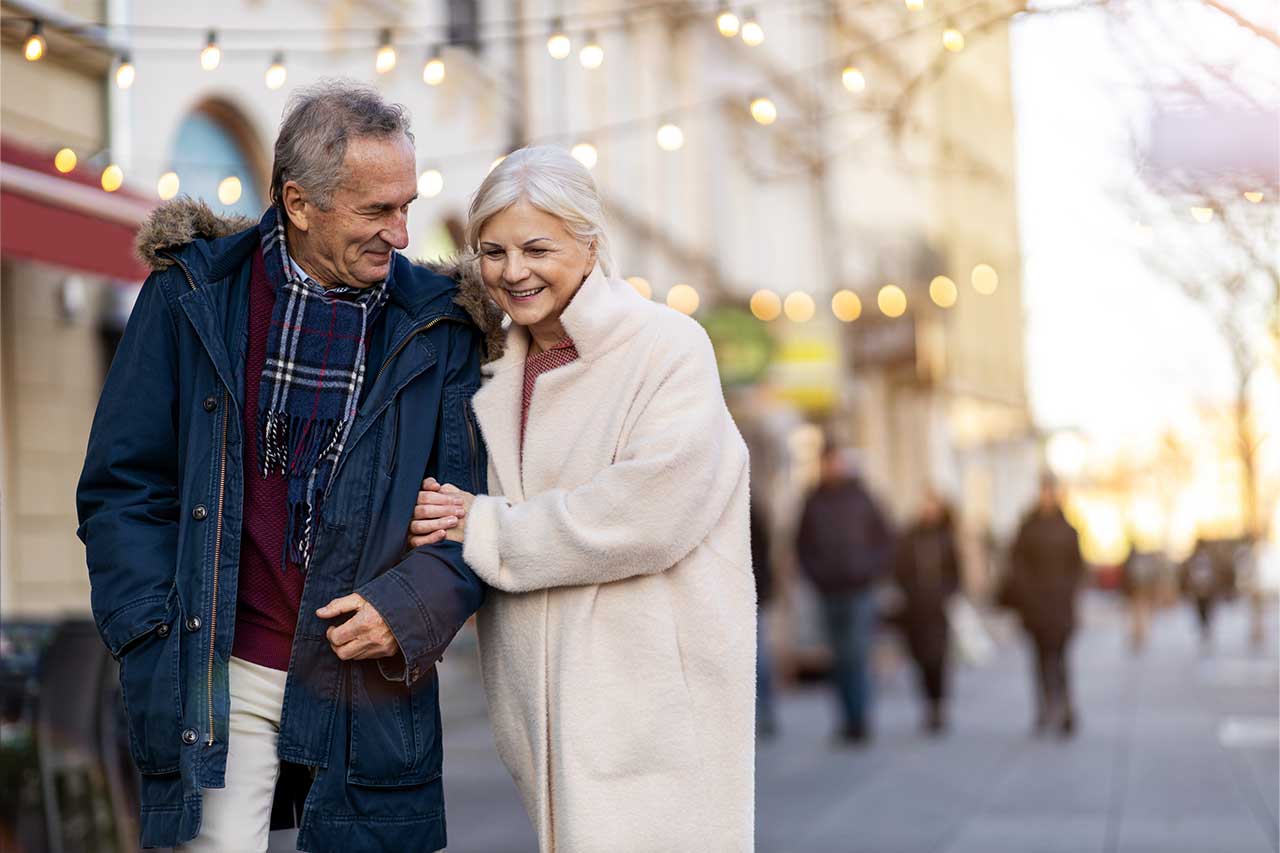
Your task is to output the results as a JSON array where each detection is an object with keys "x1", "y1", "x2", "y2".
[{"x1": 0, "y1": 0, "x2": 1277, "y2": 850}]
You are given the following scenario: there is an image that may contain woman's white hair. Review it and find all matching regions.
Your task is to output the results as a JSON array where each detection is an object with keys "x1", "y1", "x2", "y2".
[{"x1": 465, "y1": 146, "x2": 614, "y2": 277}]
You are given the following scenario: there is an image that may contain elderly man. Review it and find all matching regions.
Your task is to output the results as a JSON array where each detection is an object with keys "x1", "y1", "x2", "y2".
[{"x1": 76, "y1": 81, "x2": 496, "y2": 851}]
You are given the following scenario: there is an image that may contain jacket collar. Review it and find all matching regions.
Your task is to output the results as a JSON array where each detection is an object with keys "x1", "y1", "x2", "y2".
[{"x1": 482, "y1": 265, "x2": 643, "y2": 378}]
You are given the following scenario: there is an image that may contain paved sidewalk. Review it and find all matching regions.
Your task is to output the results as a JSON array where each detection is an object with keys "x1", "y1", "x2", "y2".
[{"x1": 437, "y1": 595, "x2": 1279, "y2": 853}]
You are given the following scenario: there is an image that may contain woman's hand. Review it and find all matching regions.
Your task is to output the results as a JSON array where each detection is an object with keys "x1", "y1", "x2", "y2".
[{"x1": 407, "y1": 478, "x2": 475, "y2": 547}]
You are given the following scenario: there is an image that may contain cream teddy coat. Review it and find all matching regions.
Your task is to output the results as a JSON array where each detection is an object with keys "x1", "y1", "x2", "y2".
[{"x1": 461, "y1": 266, "x2": 756, "y2": 852}]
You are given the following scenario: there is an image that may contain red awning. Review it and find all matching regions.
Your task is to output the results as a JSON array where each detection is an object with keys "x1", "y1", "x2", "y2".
[{"x1": 1, "y1": 137, "x2": 154, "y2": 281}]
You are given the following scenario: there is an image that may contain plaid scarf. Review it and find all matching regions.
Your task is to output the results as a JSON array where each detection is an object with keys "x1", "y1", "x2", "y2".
[{"x1": 256, "y1": 206, "x2": 389, "y2": 570}]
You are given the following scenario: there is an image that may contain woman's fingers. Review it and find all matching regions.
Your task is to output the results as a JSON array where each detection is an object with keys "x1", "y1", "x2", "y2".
[
  {"x1": 415, "y1": 492, "x2": 466, "y2": 518},
  {"x1": 408, "y1": 530, "x2": 447, "y2": 548},
  {"x1": 410, "y1": 516, "x2": 458, "y2": 534}
]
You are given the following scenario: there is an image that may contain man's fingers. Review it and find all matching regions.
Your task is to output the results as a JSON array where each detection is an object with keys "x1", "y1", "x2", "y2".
[
  {"x1": 316, "y1": 593, "x2": 362, "y2": 619},
  {"x1": 410, "y1": 516, "x2": 458, "y2": 535},
  {"x1": 421, "y1": 478, "x2": 441, "y2": 491},
  {"x1": 414, "y1": 497, "x2": 463, "y2": 519}
]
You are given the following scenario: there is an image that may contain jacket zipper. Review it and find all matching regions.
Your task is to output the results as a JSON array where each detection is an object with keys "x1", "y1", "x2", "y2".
[
  {"x1": 162, "y1": 251, "x2": 230, "y2": 747},
  {"x1": 464, "y1": 397, "x2": 480, "y2": 490}
]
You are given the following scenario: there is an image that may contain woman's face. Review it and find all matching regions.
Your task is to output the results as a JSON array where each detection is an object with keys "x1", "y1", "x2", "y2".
[{"x1": 477, "y1": 201, "x2": 596, "y2": 340}]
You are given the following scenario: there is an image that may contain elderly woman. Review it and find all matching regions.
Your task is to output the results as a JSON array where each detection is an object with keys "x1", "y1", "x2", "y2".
[{"x1": 409, "y1": 146, "x2": 756, "y2": 850}]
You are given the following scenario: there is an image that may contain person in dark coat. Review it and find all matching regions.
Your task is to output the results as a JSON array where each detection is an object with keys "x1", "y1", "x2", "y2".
[
  {"x1": 1181, "y1": 538, "x2": 1230, "y2": 648},
  {"x1": 894, "y1": 491, "x2": 961, "y2": 734},
  {"x1": 796, "y1": 445, "x2": 894, "y2": 744},
  {"x1": 752, "y1": 499, "x2": 778, "y2": 737},
  {"x1": 1007, "y1": 477, "x2": 1085, "y2": 737}
]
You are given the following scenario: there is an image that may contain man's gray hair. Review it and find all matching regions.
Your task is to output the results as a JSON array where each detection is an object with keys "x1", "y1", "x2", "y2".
[
  {"x1": 270, "y1": 79, "x2": 414, "y2": 210},
  {"x1": 466, "y1": 146, "x2": 614, "y2": 277}
]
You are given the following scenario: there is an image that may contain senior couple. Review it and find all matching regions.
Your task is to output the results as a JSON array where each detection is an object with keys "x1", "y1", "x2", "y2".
[{"x1": 76, "y1": 80, "x2": 755, "y2": 852}]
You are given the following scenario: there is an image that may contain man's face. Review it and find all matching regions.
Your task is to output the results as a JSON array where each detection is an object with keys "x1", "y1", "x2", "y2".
[{"x1": 289, "y1": 133, "x2": 418, "y2": 288}]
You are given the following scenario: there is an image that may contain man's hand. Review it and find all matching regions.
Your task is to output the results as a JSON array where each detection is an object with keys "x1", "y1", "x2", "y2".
[
  {"x1": 408, "y1": 478, "x2": 475, "y2": 547},
  {"x1": 316, "y1": 593, "x2": 398, "y2": 661}
]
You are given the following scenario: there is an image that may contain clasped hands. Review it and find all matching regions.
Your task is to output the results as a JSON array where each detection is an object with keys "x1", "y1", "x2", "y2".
[{"x1": 315, "y1": 479, "x2": 472, "y2": 663}]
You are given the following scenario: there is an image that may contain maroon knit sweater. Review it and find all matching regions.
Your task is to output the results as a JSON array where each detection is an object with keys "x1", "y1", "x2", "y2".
[{"x1": 231, "y1": 249, "x2": 303, "y2": 671}]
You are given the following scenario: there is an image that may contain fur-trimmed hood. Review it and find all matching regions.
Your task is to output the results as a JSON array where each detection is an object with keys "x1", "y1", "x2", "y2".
[{"x1": 133, "y1": 197, "x2": 504, "y2": 360}]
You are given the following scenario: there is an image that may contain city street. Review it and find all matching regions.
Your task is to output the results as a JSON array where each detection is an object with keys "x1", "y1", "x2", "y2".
[{"x1": 436, "y1": 596, "x2": 1279, "y2": 853}]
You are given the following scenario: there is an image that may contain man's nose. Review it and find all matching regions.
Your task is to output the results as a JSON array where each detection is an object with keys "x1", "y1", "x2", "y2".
[{"x1": 382, "y1": 212, "x2": 410, "y2": 251}]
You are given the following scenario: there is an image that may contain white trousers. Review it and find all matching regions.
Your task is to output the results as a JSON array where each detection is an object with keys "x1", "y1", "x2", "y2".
[{"x1": 179, "y1": 656, "x2": 288, "y2": 853}]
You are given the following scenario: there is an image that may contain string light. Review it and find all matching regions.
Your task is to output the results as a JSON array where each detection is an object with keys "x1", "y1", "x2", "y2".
[
  {"x1": 218, "y1": 176, "x2": 242, "y2": 205},
  {"x1": 115, "y1": 54, "x2": 136, "y2": 89},
  {"x1": 626, "y1": 276, "x2": 653, "y2": 299},
  {"x1": 157, "y1": 171, "x2": 180, "y2": 200},
  {"x1": 750, "y1": 289, "x2": 782, "y2": 321},
  {"x1": 24, "y1": 21, "x2": 45, "y2": 62},
  {"x1": 716, "y1": 5, "x2": 741, "y2": 37},
  {"x1": 741, "y1": 10, "x2": 764, "y2": 46},
  {"x1": 571, "y1": 142, "x2": 598, "y2": 169},
  {"x1": 750, "y1": 96, "x2": 777, "y2": 125},
  {"x1": 878, "y1": 285, "x2": 907, "y2": 317},
  {"x1": 200, "y1": 31, "x2": 221, "y2": 71},
  {"x1": 423, "y1": 48, "x2": 446, "y2": 85},
  {"x1": 942, "y1": 26, "x2": 965, "y2": 53},
  {"x1": 547, "y1": 20, "x2": 572, "y2": 60},
  {"x1": 54, "y1": 148, "x2": 77, "y2": 173},
  {"x1": 929, "y1": 275, "x2": 957, "y2": 307},
  {"x1": 905, "y1": 0, "x2": 925, "y2": 10},
  {"x1": 418, "y1": 169, "x2": 444, "y2": 198},
  {"x1": 841, "y1": 64, "x2": 866, "y2": 93},
  {"x1": 265, "y1": 52, "x2": 287, "y2": 90},
  {"x1": 831, "y1": 289, "x2": 862, "y2": 322},
  {"x1": 667, "y1": 284, "x2": 700, "y2": 315},
  {"x1": 1243, "y1": 191, "x2": 1263, "y2": 203},
  {"x1": 971, "y1": 264, "x2": 998, "y2": 294},
  {"x1": 579, "y1": 32, "x2": 604, "y2": 69},
  {"x1": 1189, "y1": 206, "x2": 1214, "y2": 223},
  {"x1": 101, "y1": 164, "x2": 124, "y2": 193},
  {"x1": 656, "y1": 123, "x2": 684, "y2": 151},
  {"x1": 784, "y1": 292, "x2": 815, "y2": 322},
  {"x1": 376, "y1": 29, "x2": 397, "y2": 73}
]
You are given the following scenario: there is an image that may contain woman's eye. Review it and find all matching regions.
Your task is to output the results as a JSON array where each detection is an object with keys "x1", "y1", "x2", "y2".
[
  {"x1": 484, "y1": 251, "x2": 504, "y2": 259},
  {"x1": 526, "y1": 249, "x2": 547, "y2": 257}
]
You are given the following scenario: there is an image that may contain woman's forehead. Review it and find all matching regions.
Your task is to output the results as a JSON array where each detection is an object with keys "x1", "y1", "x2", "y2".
[{"x1": 479, "y1": 201, "x2": 571, "y2": 243}]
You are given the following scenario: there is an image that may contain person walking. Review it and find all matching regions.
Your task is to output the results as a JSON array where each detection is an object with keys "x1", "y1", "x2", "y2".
[
  {"x1": 1006, "y1": 477, "x2": 1086, "y2": 737},
  {"x1": 894, "y1": 491, "x2": 961, "y2": 735},
  {"x1": 795, "y1": 445, "x2": 894, "y2": 745},
  {"x1": 408, "y1": 146, "x2": 756, "y2": 851},
  {"x1": 753, "y1": 498, "x2": 779, "y2": 738},
  {"x1": 77, "y1": 81, "x2": 494, "y2": 851}
]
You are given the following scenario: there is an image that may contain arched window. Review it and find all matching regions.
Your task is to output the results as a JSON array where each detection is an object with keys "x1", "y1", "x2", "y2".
[{"x1": 166, "y1": 100, "x2": 266, "y2": 218}]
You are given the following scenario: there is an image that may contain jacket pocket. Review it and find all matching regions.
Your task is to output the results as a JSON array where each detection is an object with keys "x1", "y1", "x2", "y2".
[
  {"x1": 347, "y1": 659, "x2": 441, "y2": 787},
  {"x1": 440, "y1": 384, "x2": 483, "y2": 495},
  {"x1": 117, "y1": 598, "x2": 183, "y2": 775}
]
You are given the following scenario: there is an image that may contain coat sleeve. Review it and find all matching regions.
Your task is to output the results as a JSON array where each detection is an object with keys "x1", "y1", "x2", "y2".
[
  {"x1": 76, "y1": 271, "x2": 183, "y2": 658},
  {"x1": 359, "y1": 321, "x2": 486, "y2": 685},
  {"x1": 462, "y1": 326, "x2": 748, "y2": 593}
]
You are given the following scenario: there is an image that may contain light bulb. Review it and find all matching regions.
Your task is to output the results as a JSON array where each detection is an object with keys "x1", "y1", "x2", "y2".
[
  {"x1": 376, "y1": 30, "x2": 397, "y2": 74},
  {"x1": 116, "y1": 55, "x2": 135, "y2": 89},
  {"x1": 929, "y1": 276, "x2": 957, "y2": 308},
  {"x1": 547, "y1": 20, "x2": 572, "y2": 60},
  {"x1": 157, "y1": 171, "x2": 181, "y2": 200},
  {"x1": 741, "y1": 13, "x2": 764, "y2": 47},
  {"x1": 717, "y1": 10, "x2": 740, "y2": 38},
  {"x1": 265, "y1": 53, "x2": 287, "y2": 90},
  {"x1": 24, "y1": 23, "x2": 45, "y2": 62},
  {"x1": 571, "y1": 143, "x2": 598, "y2": 169},
  {"x1": 667, "y1": 284, "x2": 700, "y2": 315},
  {"x1": 831, "y1": 290, "x2": 862, "y2": 322},
  {"x1": 971, "y1": 264, "x2": 998, "y2": 294},
  {"x1": 423, "y1": 53, "x2": 446, "y2": 86},
  {"x1": 905, "y1": 0, "x2": 925, "y2": 10},
  {"x1": 218, "y1": 176, "x2": 242, "y2": 206},
  {"x1": 626, "y1": 277, "x2": 653, "y2": 299},
  {"x1": 656, "y1": 123, "x2": 684, "y2": 151},
  {"x1": 418, "y1": 169, "x2": 444, "y2": 198},
  {"x1": 54, "y1": 148, "x2": 77, "y2": 173},
  {"x1": 784, "y1": 292, "x2": 815, "y2": 322},
  {"x1": 942, "y1": 27, "x2": 965, "y2": 52},
  {"x1": 580, "y1": 33, "x2": 603, "y2": 69},
  {"x1": 101, "y1": 164, "x2": 124, "y2": 193},
  {"x1": 750, "y1": 290, "x2": 782, "y2": 321},
  {"x1": 201, "y1": 32, "x2": 221, "y2": 71},
  {"x1": 750, "y1": 97, "x2": 777, "y2": 125},
  {"x1": 878, "y1": 285, "x2": 907, "y2": 317},
  {"x1": 841, "y1": 65, "x2": 866, "y2": 93}
]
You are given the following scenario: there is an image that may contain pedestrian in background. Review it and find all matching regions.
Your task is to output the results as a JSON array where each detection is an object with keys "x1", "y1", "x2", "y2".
[
  {"x1": 1181, "y1": 537, "x2": 1228, "y2": 649},
  {"x1": 796, "y1": 444, "x2": 894, "y2": 745},
  {"x1": 894, "y1": 490, "x2": 961, "y2": 735},
  {"x1": 1121, "y1": 545, "x2": 1162, "y2": 652},
  {"x1": 1005, "y1": 477, "x2": 1085, "y2": 737},
  {"x1": 753, "y1": 498, "x2": 779, "y2": 738}
]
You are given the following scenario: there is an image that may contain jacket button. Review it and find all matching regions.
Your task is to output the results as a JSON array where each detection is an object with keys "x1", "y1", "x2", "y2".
[
  {"x1": 155, "y1": 622, "x2": 171, "y2": 638},
  {"x1": 181, "y1": 728, "x2": 199, "y2": 745},
  {"x1": 203, "y1": 395, "x2": 218, "y2": 412},
  {"x1": 191, "y1": 505, "x2": 208, "y2": 521},
  {"x1": 185, "y1": 616, "x2": 202, "y2": 632}
]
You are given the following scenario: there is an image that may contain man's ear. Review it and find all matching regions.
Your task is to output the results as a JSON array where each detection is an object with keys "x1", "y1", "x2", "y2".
[{"x1": 280, "y1": 182, "x2": 310, "y2": 232}]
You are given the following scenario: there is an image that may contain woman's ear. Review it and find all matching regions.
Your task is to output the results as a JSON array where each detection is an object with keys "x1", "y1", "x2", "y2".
[{"x1": 584, "y1": 240, "x2": 598, "y2": 275}]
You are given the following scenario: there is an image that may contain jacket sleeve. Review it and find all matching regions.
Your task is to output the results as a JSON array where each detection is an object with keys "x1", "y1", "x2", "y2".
[
  {"x1": 76, "y1": 271, "x2": 183, "y2": 658},
  {"x1": 359, "y1": 321, "x2": 486, "y2": 685},
  {"x1": 462, "y1": 326, "x2": 748, "y2": 593}
]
